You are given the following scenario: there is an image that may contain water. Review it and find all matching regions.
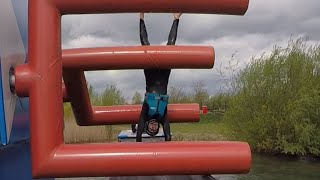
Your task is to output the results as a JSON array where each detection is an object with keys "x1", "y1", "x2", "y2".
[
  {"x1": 59, "y1": 154, "x2": 320, "y2": 180},
  {"x1": 214, "y1": 153, "x2": 320, "y2": 180}
]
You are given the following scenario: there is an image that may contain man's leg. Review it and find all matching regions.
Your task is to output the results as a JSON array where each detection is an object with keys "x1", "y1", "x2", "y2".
[{"x1": 136, "y1": 103, "x2": 148, "y2": 142}]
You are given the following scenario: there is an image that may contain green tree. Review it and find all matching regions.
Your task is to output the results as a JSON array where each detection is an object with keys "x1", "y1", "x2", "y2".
[
  {"x1": 100, "y1": 84, "x2": 126, "y2": 105},
  {"x1": 88, "y1": 84, "x2": 100, "y2": 105},
  {"x1": 168, "y1": 86, "x2": 192, "y2": 103},
  {"x1": 132, "y1": 91, "x2": 143, "y2": 104},
  {"x1": 192, "y1": 81, "x2": 209, "y2": 107}
]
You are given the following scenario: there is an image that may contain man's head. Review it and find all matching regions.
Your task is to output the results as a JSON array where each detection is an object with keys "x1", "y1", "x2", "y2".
[{"x1": 146, "y1": 119, "x2": 160, "y2": 137}]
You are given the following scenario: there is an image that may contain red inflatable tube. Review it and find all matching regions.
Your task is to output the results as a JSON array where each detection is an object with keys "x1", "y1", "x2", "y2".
[
  {"x1": 63, "y1": 69, "x2": 93, "y2": 122},
  {"x1": 62, "y1": 46, "x2": 215, "y2": 71},
  {"x1": 54, "y1": 0, "x2": 249, "y2": 15},
  {"x1": 92, "y1": 104, "x2": 200, "y2": 125},
  {"x1": 34, "y1": 142, "x2": 251, "y2": 178},
  {"x1": 62, "y1": 83, "x2": 69, "y2": 102}
]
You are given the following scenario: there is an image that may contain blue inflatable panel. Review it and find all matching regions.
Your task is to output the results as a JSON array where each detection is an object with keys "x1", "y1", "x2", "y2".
[
  {"x1": 0, "y1": 60, "x2": 6, "y2": 145},
  {"x1": 0, "y1": 0, "x2": 28, "y2": 145},
  {"x1": 118, "y1": 130, "x2": 165, "y2": 142},
  {"x1": 0, "y1": 1, "x2": 53, "y2": 180},
  {"x1": 0, "y1": 142, "x2": 51, "y2": 180}
]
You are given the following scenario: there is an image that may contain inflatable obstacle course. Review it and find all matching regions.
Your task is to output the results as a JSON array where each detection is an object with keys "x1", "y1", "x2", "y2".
[{"x1": 1, "y1": 0, "x2": 251, "y2": 179}]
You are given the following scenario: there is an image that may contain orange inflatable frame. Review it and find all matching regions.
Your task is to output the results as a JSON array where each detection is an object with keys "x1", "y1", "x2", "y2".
[{"x1": 13, "y1": 0, "x2": 251, "y2": 178}]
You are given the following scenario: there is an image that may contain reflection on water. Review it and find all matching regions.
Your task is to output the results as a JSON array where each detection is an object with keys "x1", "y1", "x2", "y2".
[
  {"x1": 214, "y1": 153, "x2": 320, "y2": 180},
  {"x1": 58, "y1": 153, "x2": 320, "y2": 180}
]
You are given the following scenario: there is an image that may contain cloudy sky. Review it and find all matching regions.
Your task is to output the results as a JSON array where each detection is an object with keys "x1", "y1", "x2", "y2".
[{"x1": 61, "y1": 0, "x2": 320, "y2": 101}]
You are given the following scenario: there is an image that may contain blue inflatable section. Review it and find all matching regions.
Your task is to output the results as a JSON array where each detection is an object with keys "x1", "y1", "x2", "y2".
[
  {"x1": 9, "y1": 0, "x2": 30, "y2": 144},
  {"x1": 0, "y1": 0, "x2": 53, "y2": 179},
  {"x1": 1, "y1": 142, "x2": 33, "y2": 179},
  {"x1": 0, "y1": 0, "x2": 29, "y2": 146},
  {"x1": 0, "y1": 60, "x2": 6, "y2": 145}
]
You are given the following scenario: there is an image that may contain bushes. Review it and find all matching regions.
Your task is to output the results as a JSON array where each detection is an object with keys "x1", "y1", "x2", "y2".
[
  {"x1": 168, "y1": 86, "x2": 192, "y2": 103},
  {"x1": 168, "y1": 81, "x2": 209, "y2": 108},
  {"x1": 207, "y1": 93, "x2": 231, "y2": 110},
  {"x1": 224, "y1": 39, "x2": 320, "y2": 156}
]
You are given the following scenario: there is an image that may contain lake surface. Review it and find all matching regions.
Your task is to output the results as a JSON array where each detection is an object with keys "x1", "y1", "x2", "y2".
[
  {"x1": 214, "y1": 153, "x2": 320, "y2": 180},
  {"x1": 59, "y1": 153, "x2": 320, "y2": 180}
]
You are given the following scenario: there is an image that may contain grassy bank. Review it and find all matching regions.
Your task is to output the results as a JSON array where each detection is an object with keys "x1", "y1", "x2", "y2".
[
  {"x1": 170, "y1": 113, "x2": 228, "y2": 141},
  {"x1": 64, "y1": 113, "x2": 226, "y2": 143}
]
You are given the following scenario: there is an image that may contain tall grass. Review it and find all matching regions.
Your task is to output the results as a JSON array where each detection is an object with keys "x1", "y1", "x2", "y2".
[
  {"x1": 171, "y1": 113, "x2": 228, "y2": 141},
  {"x1": 224, "y1": 39, "x2": 320, "y2": 156},
  {"x1": 64, "y1": 119, "x2": 116, "y2": 143}
]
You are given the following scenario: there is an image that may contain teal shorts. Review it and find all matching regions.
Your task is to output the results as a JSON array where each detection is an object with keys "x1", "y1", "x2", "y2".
[{"x1": 144, "y1": 93, "x2": 169, "y2": 119}]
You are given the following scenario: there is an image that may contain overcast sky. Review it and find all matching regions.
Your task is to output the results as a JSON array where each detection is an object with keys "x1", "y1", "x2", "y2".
[{"x1": 61, "y1": 0, "x2": 320, "y2": 101}]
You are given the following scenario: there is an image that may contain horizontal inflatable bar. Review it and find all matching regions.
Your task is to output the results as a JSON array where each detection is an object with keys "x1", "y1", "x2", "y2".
[
  {"x1": 34, "y1": 142, "x2": 251, "y2": 177},
  {"x1": 91, "y1": 104, "x2": 199, "y2": 125},
  {"x1": 54, "y1": 0, "x2": 249, "y2": 15},
  {"x1": 62, "y1": 46, "x2": 214, "y2": 71}
]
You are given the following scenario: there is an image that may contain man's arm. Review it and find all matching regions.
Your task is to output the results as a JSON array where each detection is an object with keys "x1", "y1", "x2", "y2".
[
  {"x1": 136, "y1": 103, "x2": 148, "y2": 142},
  {"x1": 140, "y1": 16, "x2": 150, "y2": 46}
]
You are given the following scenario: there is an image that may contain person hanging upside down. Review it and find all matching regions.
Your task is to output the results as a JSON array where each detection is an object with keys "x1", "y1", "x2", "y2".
[{"x1": 132, "y1": 12, "x2": 182, "y2": 142}]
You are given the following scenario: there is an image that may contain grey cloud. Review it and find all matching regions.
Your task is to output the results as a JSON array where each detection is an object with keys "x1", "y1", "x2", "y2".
[
  {"x1": 180, "y1": 0, "x2": 320, "y2": 43},
  {"x1": 62, "y1": 0, "x2": 320, "y2": 47},
  {"x1": 62, "y1": 13, "x2": 178, "y2": 46},
  {"x1": 85, "y1": 70, "x2": 146, "y2": 99}
]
